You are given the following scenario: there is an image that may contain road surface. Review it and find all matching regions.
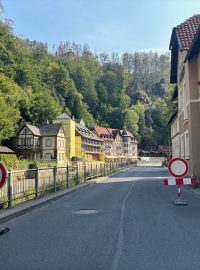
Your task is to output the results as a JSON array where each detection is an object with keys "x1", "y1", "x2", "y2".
[{"x1": 1, "y1": 166, "x2": 200, "y2": 270}]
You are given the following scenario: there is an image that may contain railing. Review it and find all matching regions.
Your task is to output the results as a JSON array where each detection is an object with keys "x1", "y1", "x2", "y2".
[{"x1": 0, "y1": 162, "x2": 134, "y2": 209}]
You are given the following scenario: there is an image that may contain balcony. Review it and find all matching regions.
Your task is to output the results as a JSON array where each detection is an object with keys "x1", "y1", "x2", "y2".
[
  {"x1": 83, "y1": 140, "x2": 103, "y2": 147},
  {"x1": 83, "y1": 147, "x2": 104, "y2": 154},
  {"x1": 17, "y1": 145, "x2": 40, "y2": 150}
]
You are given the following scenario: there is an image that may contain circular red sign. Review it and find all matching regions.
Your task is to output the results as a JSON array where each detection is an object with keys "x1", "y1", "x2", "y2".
[
  {"x1": 168, "y1": 158, "x2": 189, "y2": 178},
  {"x1": 0, "y1": 162, "x2": 7, "y2": 189}
]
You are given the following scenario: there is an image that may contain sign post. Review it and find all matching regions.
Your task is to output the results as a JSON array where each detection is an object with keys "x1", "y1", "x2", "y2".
[
  {"x1": 164, "y1": 158, "x2": 196, "y2": 205},
  {"x1": 0, "y1": 162, "x2": 10, "y2": 235}
]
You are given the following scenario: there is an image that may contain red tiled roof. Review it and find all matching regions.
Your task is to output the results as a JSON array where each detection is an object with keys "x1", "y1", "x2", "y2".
[
  {"x1": 94, "y1": 126, "x2": 111, "y2": 136},
  {"x1": 106, "y1": 128, "x2": 119, "y2": 139},
  {"x1": 94, "y1": 126, "x2": 114, "y2": 141},
  {"x1": 176, "y1": 14, "x2": 200, "y2": 50},
  {"x1": 185, "y1": 24, "x2": 200, "y2": 61},
  {"x1": 94, "y1": 126, "x2": 136, "y2": 141}
]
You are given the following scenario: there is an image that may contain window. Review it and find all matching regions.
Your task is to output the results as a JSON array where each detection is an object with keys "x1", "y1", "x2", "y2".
[
  {"x1": 34, "y1": 138, "x2": 40, "y2": 147},
  {"x1": 179, "y1": 90, "x2": 183, "y2": 111},
  {"x1": 181, "y1": 134, "x2": 184, "y2": 157},
  {"x1": 19, "y1": 138, "x2": 25, "y2": 145},
  {"x1": 183, "y1": 82, "x2": 188, "y2": 120},
  {"x1": 184, "y1": 131, "x2": 189, "y2": 157},
  {"x1": 62, "y1": 140, "x2": 65, "y2": 147},
  {"x1": 62, "y1": 153, "x2": 65, "y2": 160},
  {"x1": 45, "y1": 139, "x2": 52, "y2": 147},
  {"x1": 45, "y1": 153, "x2": 52, "y2": 160},
  {"x1": 26, "y1": 138, "x2": 32, "y2": 145}
]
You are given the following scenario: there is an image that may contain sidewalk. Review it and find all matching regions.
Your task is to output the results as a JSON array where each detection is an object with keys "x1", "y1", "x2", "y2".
[
  {"x1": 0, "y1": 181, "x2": 95, "y2": 224},
  {"x1": 0, "y1": 167, "x2": 130, "y2": 224}
]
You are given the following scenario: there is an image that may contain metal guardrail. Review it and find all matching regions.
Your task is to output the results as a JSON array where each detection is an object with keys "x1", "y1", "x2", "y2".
[{"x1": 0, "y1": 162, "x2": 134, "y2": 209}]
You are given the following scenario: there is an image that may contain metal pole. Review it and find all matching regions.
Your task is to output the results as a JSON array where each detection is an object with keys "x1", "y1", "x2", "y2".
[
  {"x1": 76, "y1": 165, "x2": 79, "y2": 185},
  {"x1": 84, "y1": 164, "x2": 87, "y2": 182},
  {"x1": 35, "y1": 167, "x2": 39, "y2": 199},
  {"x1": 174, "y1": 184, "x2": 187, "y2": 205},
  {"x1": 178, "y1": 185, "x2": 181, "y2": 199},
  {"x1": 7, "y1": 170, "x2": 12, "y2": 208},
  {"x1": 66, "y1": 165, "x2": 69, "y2": 188},
  {"x1": 53, "y1": 166, "x2": 57, "y2": 192}
]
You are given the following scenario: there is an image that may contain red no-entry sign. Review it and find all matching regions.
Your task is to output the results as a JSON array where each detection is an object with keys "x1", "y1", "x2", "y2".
[
  {"x1": 0, "y1": 162, "x2": 7, "y2": 190},
  {"x1": 168, "y1": 158, "x2": 189, "y2": 178}
]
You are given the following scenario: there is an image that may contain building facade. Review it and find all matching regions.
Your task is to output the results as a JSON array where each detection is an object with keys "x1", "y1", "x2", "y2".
[
  {"x1": 54, "y1": 114, "x2": 105, "y2": 163},
  {"x1": 12, "y1": 123, "x2": 66, "y2": 165},
  {"x1": 93, "y1": 126, "x2": 138, "y2": 161},
  {"x1": 169, "y1": 15, "x2": 200, "y2": 177}
]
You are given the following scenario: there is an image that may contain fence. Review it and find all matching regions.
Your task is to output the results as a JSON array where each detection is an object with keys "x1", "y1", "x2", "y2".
[{"x1": 0, "y1": 161, "x2": 134, "y2": 209}]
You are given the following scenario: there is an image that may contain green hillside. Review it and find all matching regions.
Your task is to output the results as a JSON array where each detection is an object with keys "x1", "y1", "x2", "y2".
[{"x1": 0, "y1": 19, "x2": 174, "y2": 149}]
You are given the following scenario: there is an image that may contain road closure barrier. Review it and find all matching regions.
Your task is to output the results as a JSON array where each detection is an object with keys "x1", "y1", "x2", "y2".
[
  {"x1": 164, "y1": 178, "x2": 196, "y2": 186},
  {"x1": 164, "y1": 158, "x2": 196, "y2": 205}
]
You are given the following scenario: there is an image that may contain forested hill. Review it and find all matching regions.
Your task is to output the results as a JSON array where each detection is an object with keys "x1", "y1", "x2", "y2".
[{"x1": 0, "y1": 20, "x2": 173, "y2": 149}]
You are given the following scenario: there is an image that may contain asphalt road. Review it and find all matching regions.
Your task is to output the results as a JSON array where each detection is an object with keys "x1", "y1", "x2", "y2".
[{"x1": 1, "y1": 166, "x2": 200, "y2": 270}]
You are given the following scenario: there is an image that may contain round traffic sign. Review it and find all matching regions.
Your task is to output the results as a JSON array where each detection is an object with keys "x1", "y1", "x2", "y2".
[
  {"x1": 0, "y1": 162, "x2": 7, "y2": 189},
  {"x1": 168, "y1": 158, "x2": 189, "y2": 178}
]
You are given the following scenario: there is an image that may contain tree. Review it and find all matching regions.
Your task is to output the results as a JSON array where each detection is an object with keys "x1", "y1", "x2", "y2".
[
  {"x1": 0, "y1": 92, "x2": 20, "y2": 141},
  {"x1": 71, "y1": 95, "x2": 83, "y2": 119},
  {"x1": 0, "y1": 17, "x2": 172, "y2": 149},
  {"x1": 124, "y1": 108, "x2": 139, "y2": 135},
  {"x1": 119, "y1": 91, "x2": 131, "y2": 109},
  {"x1": 30, "y1": 92, "x2": 61, "y2": 123}
]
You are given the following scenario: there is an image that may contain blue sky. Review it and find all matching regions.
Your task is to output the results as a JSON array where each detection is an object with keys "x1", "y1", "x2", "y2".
[{"x1": 2, "y1": 0, "x2": 200, "y2": 54}]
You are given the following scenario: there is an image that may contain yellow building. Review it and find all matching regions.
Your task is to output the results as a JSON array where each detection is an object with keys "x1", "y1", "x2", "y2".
[
  {"x1": 54, "y1": 114, "x2": 104, "y2": 163},
  {"x1": 53, "y1": 113, "x2": 75, "y2": 160}
]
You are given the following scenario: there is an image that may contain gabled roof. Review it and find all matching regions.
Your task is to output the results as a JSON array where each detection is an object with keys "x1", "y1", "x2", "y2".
[
  {"x1": 93, "y1": 126, "x2": 114, "y2": 141},
  {"x1": 76, "y1": 123, "x2": 102, "y2": 141},
  {"x1": 56, "y1": 113, "x2": 71, "y2": 120},
  {"x1": 0, "y1": 146, "x2": 15, "y2": 154},
  {"x1": 107, "y1": 128, "x2": 120, "y2": 139},
  {"x1": 169, "y1": 14, "x2": 200, "y2": 83},
  {"x1": 170, "y1": 15, "x2": 200, "y2": 50},
  {"x1": 16, "y1": 123, "x2": 64, "y2": 137},
  {"x1": 94, "y1": 126, "x2": 111, "y2": 136},
  {"x1": 167, "y1": 110, "x2": 178, "y2": 125},
  {"x1": 16, "y1": 124, "x2": 41, "y2": 136},
  {"x1": 177, "y1": 15, "x2": 200, "y2": 50},
  {"x1": 26, "y1": 124, "x2": 41, "y2": 136},
  {"x1": 171, "y1": 85, "x2": 178, "y2": 101},
  {"x1": 185, "y1": 24, "x2": 200, "y2": 62},
  {"x1": 39, "y1": 123, "x2": 63, "y2": 136}
]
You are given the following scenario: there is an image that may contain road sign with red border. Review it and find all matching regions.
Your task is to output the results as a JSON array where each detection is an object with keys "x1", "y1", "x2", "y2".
[
  {"x1": 0, "y1": 162, "x2": 7, "y2": 189},
  {"x1": 168, "y1": 157, "x2": 189, "y2": 178}
]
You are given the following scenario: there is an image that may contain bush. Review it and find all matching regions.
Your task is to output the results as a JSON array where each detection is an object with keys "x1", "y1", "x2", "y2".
[{"x1": 0, "y1": 154, "x2": 20, "y2": 169}]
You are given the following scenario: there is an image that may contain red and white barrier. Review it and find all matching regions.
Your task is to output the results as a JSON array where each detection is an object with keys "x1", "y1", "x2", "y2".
[
  {"x1": 164, "y1": 158, "x2": 197, "y2": 205},
  {"x1": 164, "y1": 178, "x2": 196, "y2": 186}
]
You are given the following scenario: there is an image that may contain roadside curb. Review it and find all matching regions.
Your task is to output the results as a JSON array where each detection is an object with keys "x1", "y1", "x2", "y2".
[
  {"x1": 0, "y1": 181, "x2": 95, "y2": 224},
  {"x1": 0, "y1": 166, "x2": 133, "y2": 224}
]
